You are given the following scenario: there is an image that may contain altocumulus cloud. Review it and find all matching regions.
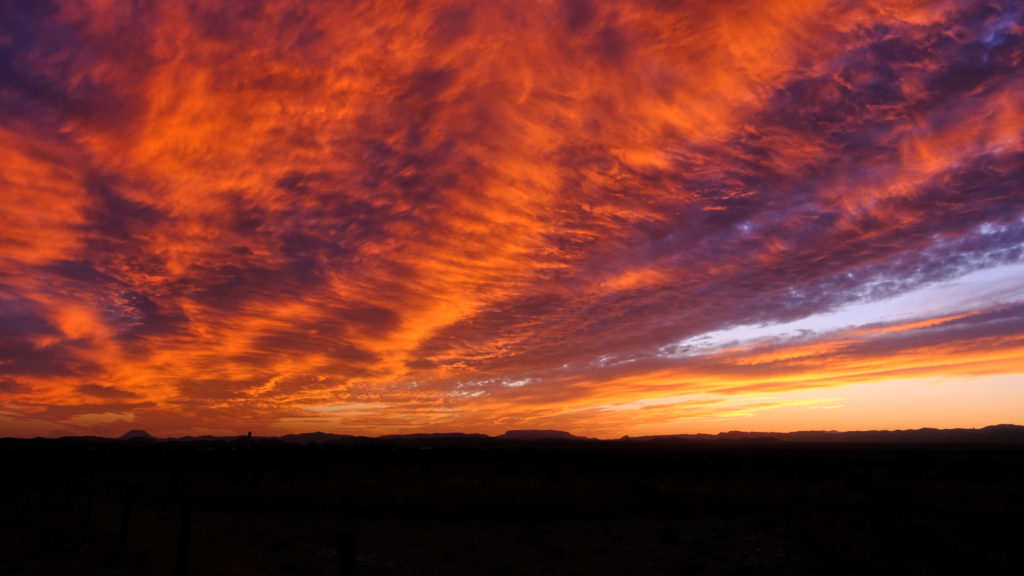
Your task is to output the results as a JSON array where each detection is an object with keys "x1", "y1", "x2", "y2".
[{"x1": 0, "y1": 0, "x2": 1022, "y2": 437}]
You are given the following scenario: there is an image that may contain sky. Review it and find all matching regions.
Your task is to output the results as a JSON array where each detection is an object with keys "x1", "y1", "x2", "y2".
[{"x1": 1, "y1": 0, "x2": 1022, "y2": 439}]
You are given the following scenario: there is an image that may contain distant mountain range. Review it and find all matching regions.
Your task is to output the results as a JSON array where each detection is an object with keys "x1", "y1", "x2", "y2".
[
  {"x1": 73, "y1": 424, "x2": 1024, "y2": 444},
  {"x1": 621, "y1": 424, "x2": 1024, "y2": 444}
]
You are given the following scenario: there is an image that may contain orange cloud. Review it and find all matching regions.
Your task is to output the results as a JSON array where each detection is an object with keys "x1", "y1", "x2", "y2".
[{"x1": 1, "y1": 0, "x2": 1022, "y2": 437}]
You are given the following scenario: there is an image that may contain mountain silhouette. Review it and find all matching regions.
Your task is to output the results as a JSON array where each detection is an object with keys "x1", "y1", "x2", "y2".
[
  {"x1": 277, "y1": 431, "x2": 356, "y2": 445},
  {"x1": 624, "y1": 424, "x2": 1024, "y2": 443},
  {"x1": 499, "y1": 429, "x2": 590, "y2": 440},
  {"x1": 98, "y1": 425, "x2": 1024, "y2": 445},
  {"x1": 118, "y1": 429, "x2": 156, "y2": 441}
]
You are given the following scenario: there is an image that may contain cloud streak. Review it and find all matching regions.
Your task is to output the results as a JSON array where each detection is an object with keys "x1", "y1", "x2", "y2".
[{"x1": 1, "y1": 0, "x2": 1022, "y2": 436}]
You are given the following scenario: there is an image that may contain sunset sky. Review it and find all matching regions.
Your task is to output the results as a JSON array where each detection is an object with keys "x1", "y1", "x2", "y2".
[{"x1": 1, "y1": 0, "x2": 1022, "y2": 438}]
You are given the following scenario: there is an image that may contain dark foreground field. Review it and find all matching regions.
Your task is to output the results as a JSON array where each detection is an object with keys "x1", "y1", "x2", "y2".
[{"x1": 2, "y1": 437, "x2": 1022, "y2": 575}]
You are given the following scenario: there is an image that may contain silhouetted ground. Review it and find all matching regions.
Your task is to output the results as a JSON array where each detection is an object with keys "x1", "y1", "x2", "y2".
[{"x1": 2, "y1": 437, "x2": 1022, "y2": 575}]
